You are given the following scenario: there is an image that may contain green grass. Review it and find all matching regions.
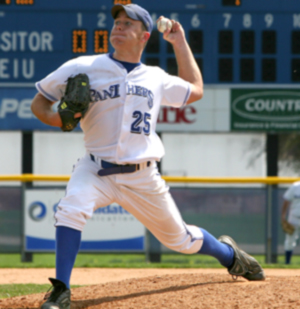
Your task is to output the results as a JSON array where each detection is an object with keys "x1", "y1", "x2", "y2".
[
  {"x1": 0, "y1": 284, "x2": 81, "y2": 299},
  {"x1": 0, "y1": 253, "x2": 299, "y2": 299},
  {"x1": 0, "y1": 252, "x2": 299, "y2": 268},
  {"x1": 0, "y1": 284, "x2": 52, "y2": 299}
]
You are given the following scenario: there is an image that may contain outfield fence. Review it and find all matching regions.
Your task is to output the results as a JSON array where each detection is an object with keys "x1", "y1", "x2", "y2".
[{"x1": 0, "y1": 174, "x2": 299, "y2": 264}]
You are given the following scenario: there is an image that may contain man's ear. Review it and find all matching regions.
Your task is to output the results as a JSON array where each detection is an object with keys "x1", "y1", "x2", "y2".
[{"x1": 141, "y1": 32, "x2": 150, "y2": 44}]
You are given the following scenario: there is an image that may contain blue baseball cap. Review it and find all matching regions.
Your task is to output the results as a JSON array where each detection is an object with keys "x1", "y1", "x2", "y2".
[{"x1": 111, "y1": 4, "x2": 153, "y2": 34}]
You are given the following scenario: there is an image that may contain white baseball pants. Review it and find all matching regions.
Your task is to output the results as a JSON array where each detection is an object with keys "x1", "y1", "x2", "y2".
[
  {"x1": 284, "y1": 226, "x2": 299, "y2": 251},
  {"x1": 55, "y1": 154, "x2": 204, "y2": 254}
]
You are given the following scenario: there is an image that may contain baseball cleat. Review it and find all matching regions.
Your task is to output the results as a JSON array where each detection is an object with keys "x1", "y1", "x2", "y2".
[
  {"x1": 41, "y1": 278, "x2": 71, "y2": 309},
  {"x1": 218, "y1": 235, "x2": 265, "y2": 281}
]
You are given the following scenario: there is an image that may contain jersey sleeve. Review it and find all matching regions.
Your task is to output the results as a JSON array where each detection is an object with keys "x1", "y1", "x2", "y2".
[
  {"x1": 283, "y1": 184, "x2": 296, "y2": 201},
  {"x1": 161, "y1": 71, "x2": 191, "y2": 108},
  {"x1": 35, "y1": 59, "x2": 79, "y2": 102}
]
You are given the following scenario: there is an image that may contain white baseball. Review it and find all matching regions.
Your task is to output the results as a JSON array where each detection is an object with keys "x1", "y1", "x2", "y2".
[{"x1": 157, "y1": 18, "x2": 172, "y2": 33}]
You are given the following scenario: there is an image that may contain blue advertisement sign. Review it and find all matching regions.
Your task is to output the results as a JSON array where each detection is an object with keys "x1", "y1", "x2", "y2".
[{"x1": 25, "y1": 189, "x2": 145, "y2": 252}]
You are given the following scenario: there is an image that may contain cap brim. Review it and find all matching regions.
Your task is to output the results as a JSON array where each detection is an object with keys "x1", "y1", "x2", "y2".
[{"x1": 111, "y1": 4, "x2": 125, "y2": 19}]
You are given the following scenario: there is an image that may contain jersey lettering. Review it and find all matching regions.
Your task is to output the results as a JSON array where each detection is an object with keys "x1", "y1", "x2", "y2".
[
  {"x1": 143, "y1": 112, "x2": 151, "y2": 135},
  {"x1": 90, "y1": 84, "x2": 120, "y2": 102},
  {"x1": 131, "y1": 111, "x2": 151, "y2": 135},
  {"x1": 131, "y1": 111, "x2": 143, "y2": 134},
  {"x1": 126, "y1": 83, "x2": 154, "y2": 109}
]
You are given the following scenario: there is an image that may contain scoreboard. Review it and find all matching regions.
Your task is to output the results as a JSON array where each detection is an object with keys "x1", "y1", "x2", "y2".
[{"x1": 0, "y1": 0, "x2": 300, "y2": 85}]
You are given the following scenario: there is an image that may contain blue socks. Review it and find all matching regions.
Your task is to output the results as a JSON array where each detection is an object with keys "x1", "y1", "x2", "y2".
[
  {"x1": 55, "y1": 226, "x2": 81, "y2": 288},
  {"x1": 285, "y1": 250, "x2": 293, "y2": 264},
  {"x1": 198, "y1": 228, "x2": 234, "y2": 268}
]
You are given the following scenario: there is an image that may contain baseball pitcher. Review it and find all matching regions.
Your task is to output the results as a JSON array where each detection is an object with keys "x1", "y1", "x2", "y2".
[
  {"x1": 281, "y1": 181, "x2": 300, "y2": 264},
  {"x1": 31, "y1": 4, "x2": 265, "y2": 309}
]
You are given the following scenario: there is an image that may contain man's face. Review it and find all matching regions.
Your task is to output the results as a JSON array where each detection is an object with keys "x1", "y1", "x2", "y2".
[{"x1": 110, "y1": 10, "x2": 146, "y2": 50}]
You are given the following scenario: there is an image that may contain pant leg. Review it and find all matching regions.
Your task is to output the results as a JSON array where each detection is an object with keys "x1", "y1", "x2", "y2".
[
  {"x1": 284, "y1": 227, "x2": 299, "y2": 251},
  {"x1": 115, "y1": 166, "x2": 203, "y2": 254},
  {"x1": 55, "y1": 154, "x2": 117, "y2": 231}
]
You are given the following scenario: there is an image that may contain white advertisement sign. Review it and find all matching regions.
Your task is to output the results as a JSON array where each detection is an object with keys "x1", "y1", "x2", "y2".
[
  {"x1": 156, "y1": 88, "x2": 230, "y2": 132},
  {"x1": 24, "y1": 189, "x2": 145, "y2": 252}
]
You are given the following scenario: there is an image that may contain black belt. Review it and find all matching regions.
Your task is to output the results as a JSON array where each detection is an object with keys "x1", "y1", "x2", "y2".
[{"x1": 90, "y1": 154, "x2": 151, "y2": 176}]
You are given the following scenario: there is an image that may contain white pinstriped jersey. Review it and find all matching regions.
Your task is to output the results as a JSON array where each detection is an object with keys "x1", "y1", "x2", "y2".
[{"x1": 36, "y1": 54, "x2": 191, "y2": 164}]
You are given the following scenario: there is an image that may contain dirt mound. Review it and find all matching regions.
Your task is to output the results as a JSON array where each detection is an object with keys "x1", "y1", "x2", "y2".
[{"x1": 1, "y1": 270, "x2": 300, "y2": 308}]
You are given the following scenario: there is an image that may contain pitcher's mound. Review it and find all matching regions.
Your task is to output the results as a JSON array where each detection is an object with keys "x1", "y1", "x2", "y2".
[{"x1": 0, "y1": 271, "x2": 299, "y2": 308}]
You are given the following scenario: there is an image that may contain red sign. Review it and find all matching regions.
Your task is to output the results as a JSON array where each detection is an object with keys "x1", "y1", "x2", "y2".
[{"x1": 158, "y1": 106, "x2": 196, "y2": 124}]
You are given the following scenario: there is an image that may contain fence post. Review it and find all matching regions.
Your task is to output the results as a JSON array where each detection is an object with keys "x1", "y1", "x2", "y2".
[
  {"x1": 265, "y1": 184, "x2": 278, "y2": 264},
  {"x1": 266, "y1": 184, "x2": 272, "y2": 264},
  {"x1": 271, "y1": 184, "x2": 278, "y2": 263},
  {"x1": 145, "y1": 229, "x2": 161, "y2": 263}
]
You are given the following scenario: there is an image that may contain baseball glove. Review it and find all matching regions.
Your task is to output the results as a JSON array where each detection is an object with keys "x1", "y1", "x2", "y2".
[
  {"x1": 281, "y1": 219, "x2": 295, "y2": 235},
  {"x1": 58, "y1": 73, "x2": 91, "y2": 132}
]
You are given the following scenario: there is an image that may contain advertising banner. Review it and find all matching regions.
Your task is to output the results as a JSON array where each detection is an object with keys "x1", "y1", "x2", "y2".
[
  {"x1": 24, "y1": 189, "x2": 145, "y2": 252},
  {"x1": 231, "y1": 89, "x2": 300, "y2": 132}
]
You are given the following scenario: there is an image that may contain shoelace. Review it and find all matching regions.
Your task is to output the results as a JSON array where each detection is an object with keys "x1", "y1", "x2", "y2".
[
  {"x1": 43, "y1": 285, "x2": 64, "y2": 301},
  {"x1": 43, "y1": 286, "x2": 53, "y2": 300}
]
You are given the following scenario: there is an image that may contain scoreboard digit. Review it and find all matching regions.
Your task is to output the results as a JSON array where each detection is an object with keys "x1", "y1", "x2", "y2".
[
  {"x1": 94, "y1": 30, "x2": 109, "y2": 54},
  {"x1": 222, "y1": 0, "x2": 241, "y2": 6},
  {"x1": 113, "y1": 0, "x2": 131, "y2": 4},
  {"x1": 0, "y1": 0, "x2": 33, "y2": 4},
  {"x1": 15, "y1": 0, "x2": 34, "y2": 4},
  {"x1": 72, "y1": 30, "x2": 87, "y2": 53}
]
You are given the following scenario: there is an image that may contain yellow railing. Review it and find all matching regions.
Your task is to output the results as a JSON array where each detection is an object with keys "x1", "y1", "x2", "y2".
[
  {"x1": 0, "y1": 174, "x2": 70, "y2": 182},
  {"x1": 163, "y1": 176, "x2": 300, "y2": 184},
  {"x1": 1, "y1": 174, "x2": 300, "y2": 184}
]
